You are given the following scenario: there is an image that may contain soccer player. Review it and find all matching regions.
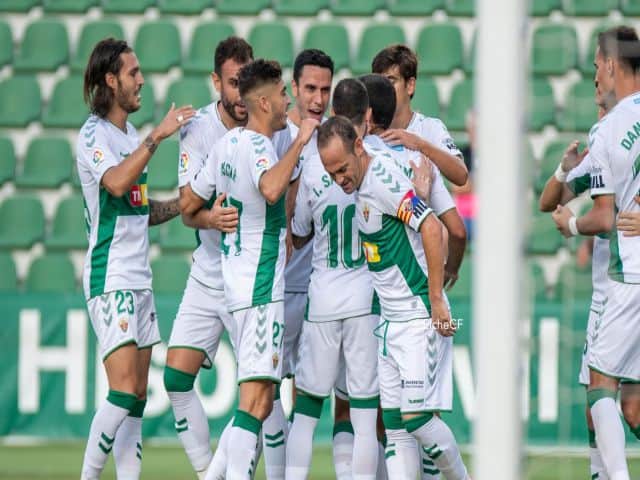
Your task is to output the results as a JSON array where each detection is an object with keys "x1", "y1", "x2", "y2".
[
  {"x1": 552, "y1": 26, "x2": 640, "y2": 480},
  {"x1": 285, "y1": 78, "x2": 379, "y2": 480},
  {"x1": 182, "y1": 59, "x2": 317, "y2": 480},
  {"x1": 318, "y1": 116, "x2": 470, "y2": 480},
  {"x1": 78, "y1": 38, "x2": 195, "y2": 480}
]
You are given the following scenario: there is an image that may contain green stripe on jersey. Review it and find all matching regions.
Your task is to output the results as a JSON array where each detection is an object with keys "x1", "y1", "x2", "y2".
[
  {"x1": 567, "y1": 173, "x2": 590, "y2": 196},
  {"x1": 195, "y1": 192, "x2": 216, "y2": 247},
  {"x1": 252, "y1": 196, "x2": 286, "y2": 305},
  {"x1": 608, "y1": 206, "x2": 624, "y2": 282}
]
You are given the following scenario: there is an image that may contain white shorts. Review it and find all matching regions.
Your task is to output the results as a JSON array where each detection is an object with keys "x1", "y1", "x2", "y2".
[
  {"x1": 168, "y1": 275, "x2": 234, "y2": 369},
  {"x1": 377, "y1": 318, "x2": 453, "y2": 413},
  {"x1": 295, "y1": 315, "x2": 379, "y2": 401},
  {"x1": 233, "y1": 302, "x2": 285, "y2": 383},
  {"x1": 88, "y1": 289, "x2": 161, "y2": 361},
  {"x1": 282, "y1": 292, "x2": 306, "y2": 377},
  {"x1": 579, "y1": 304, "x2": 602, "y2": 386},
  {"x1": 588, "y1": 281, "x2": 640, "y2": 381},
  {"x1": 334, "y1": 349, "x2": 349, "y2": 401}
]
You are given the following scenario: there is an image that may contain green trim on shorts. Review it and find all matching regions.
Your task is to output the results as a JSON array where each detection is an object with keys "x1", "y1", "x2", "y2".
[
  {"x1": 621, "y1": 378, "x2": 640, "y2": 384},
  {"x1": 349, "y1": 396, "x2": 380, "y2": 409},
  {"x1": 166, "y1": 345, "x2": 212, "y2": 370},
  {"x1": 233, "y1": 409, "x2": 262, "y2": 435},
  {"x1": 403, "y1": 413, "x2": 434, "y2": 433},
  {"x1": 238, "y1": 376, "x2": 280, "y2": 385},
  {"x1": 138, "y1": 339, "x2": 161, "y2": 350},
  {"x1": 102, "y1": 339, "x2": 137, "y2": 362},
  {"x1": 129, "y1": 398, "x2": 147, "y2": 418},
  {"x1": 296, "y1": 386, "x2": 330, "y2": 400},
  {"x1": 333, "y1": 421, "x2": 354, "y2": 437},
  {"x1": 295, "y1": 392, "x2": 324, "y2": 419},
  {"x1": 587, "y1": 388, "x2": 617, "y2": 408},
  {"x1": 382, "y1": 408, "x2": 404, "y2": 430},
  {"x1": 164, "y1": 365, "x2": 196, "y2": 392}
]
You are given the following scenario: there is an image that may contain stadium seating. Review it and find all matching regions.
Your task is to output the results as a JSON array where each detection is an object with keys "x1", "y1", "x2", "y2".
[
  {"x1": 352, "y1": 23, "x2": 406, "y2": 74},
  {"x1": 0, "y1": 0, "x2": 41, "y2": 12},
  {"x1": 159, "y1": 217, "x2": 197, "y2": 252},
  {"x1": 182, "y1": 21, "x2": 235, "y2": 75},
  {"x1": 303, "y1": 22, "x2": 351, "y2": 71},
  {"x1": 530, "y1": 0, "x2": 561, "y2": 16},
  {"x1": 621, "y1": 0, "x2": 640, "y2": 14},
  {"x1": 0, "y1": 253, "x2": 18, "y2": 291},
  {"x1": 25, "y1": 254, "x2": 77, "y2": 293},
  {"x1": 411, "y1": 78, "x2": 440, "y2": 118},
  {"x1": 13, "y1": 19, "x2": 69, "y2": 73},
  {"x1": 151, "y1": 255, "x2": 191, "y2": 294},
  {"x1": 157, "y1": 0, "x2": 213, "y2": 14},
  {"x1": 463, "y1": 30, "x2": 476, "y2": 74},
  {"x1": 163, "y1": 78, "x2": 212, "y2": 116},
  {"x1": 42, "y1": 76, "x2": 88, "y2": 128},
  {"x1": 531, "y1": 24, "x2": 579, "y2": 75},
  {"x1": 248, "y1": 21, "x2": 295, "y2": 69},
  {"x1": 528, "y1": 77, "x2": 556, "y2": 131},
  {"x1": 444, "y1": 0, "x2": 475, "y2": 16},
  {"x1": 445, "y1": 78, "x2": 473, "y2": 131},
  {"x1": 0, "y1": 22, "x2": 13, "y2": 68},
  {"x1": 71, "y1": 20, "x2": 125, "y2": 72},
  {"x1": 135, "y1": 21, "x2": 181, "y2": 73},
  {"x1": 273, "y1": 0, "x2": 328, "y2": 16},
  {"x1": 527, "y1": 213, "x2": 564, "y2": 254},
  {"x1": 387, "y1": 0, "x2": 444, "y2": 16},
  {"x1": 129, "y1": 83, "x2": 156, "y2": 129},
  {"x1": 0, "y1": 137, "x2": 16, "y2": 186},
  {"x1": 330, "y1": 0, "x2": 385, "y2": 16},
  {"x1": 557, "y1": 79, "x2": 598, "y2": 132},
  {"x1": 528, "y1": 261, "x2": 548, "y2": 300},
  {"x1": 102, "y1": 0, "x2": 155, "y2": 13},
  {"x1": 45, "y1": 194, "x2": 88, "y2": 251},
  {"x1": 534, "y1": 138, "x2": 587, "y2": 194},
  {"x1": 0, "y1": 195, "x2": 45, "y2": 249},
  {"x1": 556, "y1": 259, "x2": 593, "y2": 300},
  {"x1": 0, "y1": 76, "x2": 41, "y2": 128},
  {"x1": 416, "y1": 22, "x2": 464, "y2": 75},
  {"x1": 215, "y1": 0, "x2": 270, "y2": 15},
  {"x1": 148, "y1": 139, "x2": 179, "y2": 191},
  {"x1": 15, "y1": 137, "x2": 73, "y2": 189},
  {"x1": 43, "y1": 0, "x2": 99, "y2": 13},
  {"x1": 563, "y1": 0, "x2": 619, "y2": 16}
]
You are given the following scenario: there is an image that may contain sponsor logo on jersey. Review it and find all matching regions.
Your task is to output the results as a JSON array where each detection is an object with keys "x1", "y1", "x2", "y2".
[
  {"x1": 130, "y1": 184, "x2": 148, "y2": 207},
  {"x1": 397, "y1": 190, "x2": 428, "y2": 224},
  {"x1": 118, "y1": 318, "x2": 129, "y2": 332},
  {"x1": 255, "y1": 157, "x2": 270, "y2": 172},
  {"x1": 179, "y1": 152, "x2": 189, "y2": 176},
  {"x1": 363, "y1": 241, "x2": 380, "y2": 263},
  {"x1": 92, "y1": 149, "x2": 104, "y2": 167}
]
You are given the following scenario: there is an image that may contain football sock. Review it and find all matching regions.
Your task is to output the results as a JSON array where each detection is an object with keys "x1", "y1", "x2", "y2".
[
  {"x1": 226, "y1": 410, "x2": 262, "y2": 480},
  {"x1": 376, "y1": 441, "x2": 388, "y2": 480},
  {"x1": 589, "y1": 390, "x2": 629, "y2": 480},
  {"x1": 204, "y1": 418, "x2": 233, "y2": 480},
  {"x1": 588, "y1": 426, "x2": 609, "y2": 480},
  {"x1": 382, "y1": 409, "x2": 419, "y2": 479},
  {"x1": 332, "y1": 421, "x2": 354, "y2": 480},
  {"x1": 350, "y1": 405, "x2": 378, "y2": 480},
  {"x1": 263, "y1": 387, "x2": 288, "y2": 479},
  {"x1": 285, "y1": 393, "x2": 323, "y2": 480},
  {"x1": 113, "y1": 398, "x2": 146, "y2": 480}
]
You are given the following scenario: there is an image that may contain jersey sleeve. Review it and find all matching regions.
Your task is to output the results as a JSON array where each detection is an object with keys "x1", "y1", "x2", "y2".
[
  {"x1": 588, "y1": 127, "x2": 615, "y2": 197},
  {"x1": 566, "y1": 154, "x2": 592, "y2": 196},
  {"x1": 428, "y1": 118, "x2": 462, "y2": 158},
  {"x1": 250, "y1": 140, "x2": 278, "y2": 190},
  {"x1": 78, "y1": 123, "x2": 121, "y2": 184},
  {"x1": 291, "y1": 171, "x2": 313, "y2": 238},
  {"x1": 429, "y1": 166, "x2": 456, "y2": 216},
  {"x1": 190, "y1": 142, "x2": 218, "y2": 201},
  {"x1": 178, "y1": 117, "x2": 204, "y2": 187}
]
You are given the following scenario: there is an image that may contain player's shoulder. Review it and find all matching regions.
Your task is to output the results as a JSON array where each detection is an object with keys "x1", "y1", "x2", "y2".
[
  {"x1": 366, "y1": 153, "x2": 407, "y2": 191},
  {"x1": 180, "y1": 102, "x2": 217, "y2": 138},
  {"x1": 409, "y1": 112, "x2": 447, "y2": 131}
]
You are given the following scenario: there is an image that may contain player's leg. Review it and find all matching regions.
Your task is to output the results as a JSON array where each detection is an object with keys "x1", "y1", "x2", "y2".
[{"x1": 620, "y1": 382, "x2": 640, "y2": 440}]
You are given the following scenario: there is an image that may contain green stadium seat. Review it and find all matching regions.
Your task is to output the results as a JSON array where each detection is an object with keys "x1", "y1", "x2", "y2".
[
  {"x1": 621, "y1": 0, "x2": 640, "y2": 14},
  {"x1": 530, "y1": 0, "x2": 561, "y2": 15},
  {"x1": 445, "y1": 78, "x2": 473, "y2": 131},
  {"x1": 0, "y1": 75, "x2": 41, "y2": 127},
  {"x1": 556, "y1": 260, "x2": 593, "y2": 300},
  {"x1": 274, "y1": 0, "x2": 328, "y2": 15},
  {"x1": 447, "y1": 259, "x2": 471, "y2": 301},
  {"x1": 0, "y1": 253, "x2": 18, "y2": 291},
  {"x1": 0, "y1": 0, "x2": 41, "y2": 12},
  {"x1": 527, "y1": 213, "x2": 564, "y2": 254},
  {"x1": 352, "y1": 23, "x2": 405, "y2": 74},
  {"x1": 303, "y1": 22, "x2": 350, "y2": 71},
  {"x1": 528, "y1": 261, "x2": 548, "y2": 301},
  {"x1": 463, "y1": 30, "x2": 476, "y2": 74},
  {"x1": 43, "y1": 0, "x2": 99, "y2": 12},
  {"x1": 215, "y1": 0, "x2": 270, "y2": 15},
  {"x1": 159, "y1": 217, "x2": 197, "y2": 252},
  {"x1": 528, "y1": 77, "x2": 555, "y2": 131},
  {"x1": 534, "y1": 138, "x2": 578, "y2": 194},
  {"x1": 129, "y1": 83, "x2": 155, "y2": 129},
  {"x1": 151, "y1": 255, "x2": 191, "y2": 294},
  {"x1": 563, "y1": 0, "x2": 619, "y2": 16},
  {"x1": 0, "y1": 194, "x2": 45, "y2": 249},
  {"x1": 531, "y1": 24, "x2": 579, "y2": 75},
  {"x1": 387, "y1": 0, "x2": 444, "y2": 16},
  {"x1": 16, "y1": 137, "x2": 73, "y2": 189},
  {"x1": 14, "y1": 20, "x2": 69, "y2": 73},
  {"x1": 46, "y1": 195, "x2": 88, "y2": 250},
  {"x1": 135, "y1": 21, "x2": 181, "y2": 73},
  {"x1": 148, "y1": 139, "x2": 179, "y2": 191},
  {"x1": 557, "y1": 80, "x2": 598, "y2": 132},
  {"x1": 182, "y1": 21, "x2": 235, "y2": 75},
  {"x1": 25, "y1": 254, "x2": 77, "y2": 293},
  {"x1": 0, "y1": 137, "x2": 16, "y2": 185},
  {"x1": 249, "y1": 22, "x2": 294, "y2": 69},
  {"x1": 162, "y1": 78, "x2": 212, "y2": 117},
  {"x1": 42, "y1": 76, "x2": 87, "y2": 128},
  {"x1": 411, "y1": 78, "x2": 440, "y2": 118},
  {"x1": 444, "y1": 0, "x2": 475, "y2": 16},
  {"x1": 416, "y1": 22, "x2": 464, "y2": 75},
  {"x1": 71, "y1": 20, "x2": 125, "y2": 72},
  {"x1": 158, "y1": 0, "x2": 213, "y2": 14},
  {"x1": 330, "y1": 0, "x2": 385, "y2": 15},
  {"x1": 102, "y1": 0, "x2": 155, "y2": 13},
  {"x1": 581, "y1": 23, "x2": 619, "y2": 75},
  {"x1": 0, "y1": 22, "x2": 13, "y2": 68}
]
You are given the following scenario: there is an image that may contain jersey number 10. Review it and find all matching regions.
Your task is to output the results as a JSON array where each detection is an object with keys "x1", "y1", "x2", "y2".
[{"x1": 321, "y1": 204, "x2": 365, "y2": 269}]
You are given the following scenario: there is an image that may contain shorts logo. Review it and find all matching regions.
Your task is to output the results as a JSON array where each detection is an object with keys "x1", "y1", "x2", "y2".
[
  {"x1": 92, "y1": 149, "x2": 104, "y2": 167},
  {"x1": 178, "y1": 152, "x2": 189, "y2": 176},
  {"x1": 118, "y1": 318, "x2": 129, "y2": 332},
  {"x1": 130, "y1": 184, "x2": 148, "y2": 207},
  {"x1": 363, "y1": 203, "x2": 370, "y2": 222},
  {"x1": 272, "y1": 352, "x2": 279, "y2": 369},
  {"x1": 255, "y1": 157, "x2": 270, "y2": 172},
  {"x1": 362, "y1": 242, "x2": 380, "y2": 263}
]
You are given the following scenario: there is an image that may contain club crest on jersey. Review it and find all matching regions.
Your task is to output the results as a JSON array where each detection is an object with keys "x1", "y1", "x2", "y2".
[
  {"x1": 362, "y1": 241, "x2": 380, "y2": 263},
  {"x1": 255, "y1": 157, "x2": 270, "y2": 172},
  {"x1": 92, "y1": 149, "x2": 104, "y2": 167},
  {"x1": 118, "y1": 318, "x2": 128, "y2": 332},
  {"x1": 179, "y1": 152, "x2": 189, "y2": 176},
  {"x1": 272, "y1": 353, "x2": 279, "y2": 369},
  {"x1": 130, "y1": 184, "x2": 148, "y2": 207},
  {"x1": 363, "y1": 203, "x2": 370, "y2": 222}
]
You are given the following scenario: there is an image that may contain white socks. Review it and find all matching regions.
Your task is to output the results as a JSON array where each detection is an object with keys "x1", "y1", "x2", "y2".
[
  {"x1": 350, "y1": 407, "x2": 378, "y2": 480},
  {"x1": 332, "y1": 421, "x2": 354, "y2": 480},
  {"x1": 384, "y1": 428, "x2": 419, "y2": 479},
  {"x1": 285, "y1": 412, "x2": 318, "y2": 479},
  {"x1": 376, "y1": 441, "x2": 388, "y2": 480},
  {"x1": 589, "y1": 390, "x2": 629, "y2": 480},
  {"x1": 113, "y1": 399, "x2": 144, "y2": 480},
  {"x1": 263, "y1": 393, "x2": 288, "y2": 479},
  {"x1": 226, "y1": 410, "x2": 263, "y2": 480},
  {"x1": 206, "y1": 418, "x2": 234, "y2": 480}
]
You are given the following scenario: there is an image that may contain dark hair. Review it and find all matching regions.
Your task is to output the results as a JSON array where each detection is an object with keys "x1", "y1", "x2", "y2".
[
  {"x1": 83, "y1": 38, "x2": 132, "y2": 118},
  {"x1": 317, "y1": 115, "x2": 357, "y2": 154},
  {"x1": 359, "y1": 74, "x2": 396, "y2": 130},
  {"x1": 238, "y1": 59, "x2": 282, "y2": 98},
  {"x1": 332, "y1": 78, "x2": 369, "y2": 125},
  {"x1": 598, "y1": 26, "x2": 640, "y2": 72},
  {"x1": 371, "y1": 44, "x2": 418, "y2": 82},
  {"x1": 293, "y1": 48, "x2": 334, "y2": 83},
  {"x1": 214, "y1": 36, "x2": 253, "y2": 76}
]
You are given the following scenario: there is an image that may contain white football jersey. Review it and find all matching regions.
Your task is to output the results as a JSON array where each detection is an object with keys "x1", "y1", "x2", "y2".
[
  {"x1": 291, "y1": 152, "x2": 373, "y2": 322},
  {"x1": 589, "y1": 92, "x2": 640, "y2": 284},
  {"x1": 357, "y1": 154, "x2": 435, "y2": 321},
  {"x1": 77, "y1": 115, "x2": 151, "y2": 300},
  {"x1": 406, "y1": 112, "x2": 462, "y2": 159}
]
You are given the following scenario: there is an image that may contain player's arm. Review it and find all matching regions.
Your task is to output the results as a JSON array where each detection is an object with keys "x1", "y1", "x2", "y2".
[
  {"x1": 180, "y1": 188, "x2": 238, "y2": 233},
  {"x1": 438, "y1": 209, "x2": 466, "y2": 289},
  {"x1": 552, "y1": 195, "x2": 615, "y2": 237},
  {"x1": 148, "y1": 197, "x2": 180, "y2": 226},
  {"x1": 102, "y1": 104, "x2": 195, "y2": 197},
  {"x1": 290, "y1": 174, "x2": 314, "y2": 249},
  {"x1": 617, "y1": 196, "x2": 640, "y2": 237},
  {"x1": 539, "y1": 141, "x2": 588, "y2": 212}
]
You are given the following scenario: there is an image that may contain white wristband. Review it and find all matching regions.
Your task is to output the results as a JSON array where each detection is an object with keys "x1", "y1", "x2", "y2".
[
  {"x1": 568, "y1": 216, "x2": 579, "y2": 236},
  {"x1": 554, "y1": 164, "x2": 568, "y2": 183}
]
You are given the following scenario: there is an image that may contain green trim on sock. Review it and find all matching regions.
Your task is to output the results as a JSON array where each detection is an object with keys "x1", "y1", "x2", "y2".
[
  {"x1": 349, "y1": 395, "x2": 380, "y2": 409},
  {"x1": 587, "y1": 388, "x2": 617, "y2": 408},
  {"x1": 632, "y1": 424, "x2": 640, "y2": 441},
  {"x1": 588, "y1": 428, "x2": 596, "y2": 448},
  {"x1": 274, "y1": 386, "x2": 281, "y2": 401},
  {"x1": 129, "y1": 398, "x2": 147, "y2": 418},
  {"x1": 107, "y1": 390, "x2": 138, "y2": 411},
  {"x1": 288, "y1": 410, "x2": 295, "y2": 423},
  {"x1": 403, "y1": 413, "x2": 434, "y2": 433},
  {"x1": 382, "y1": 408, "x2": 403, "y2": 431},
  {"x1": 332, "y1": 420, "x2": 354, "y2": 437},
  {"x1": 233, "y1": 410, "x2": 262, "y2": 435},
  {"x1": 163, "y1": 365, "x2": 196, "y2": 393},
  {"x1": 295, "y1": 392, "x2": 324, "y2": 419}
]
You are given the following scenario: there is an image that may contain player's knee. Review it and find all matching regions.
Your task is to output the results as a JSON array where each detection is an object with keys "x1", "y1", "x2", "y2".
[
  {"x1": 163, "y1": 365, "x2": 196, "y2": 393},
  {"x1": 334, "y1": 395, "x2": 350, "y2": 422},
  {"x1": 621, "y1": 398, "x2": 640, "y2": 430}
]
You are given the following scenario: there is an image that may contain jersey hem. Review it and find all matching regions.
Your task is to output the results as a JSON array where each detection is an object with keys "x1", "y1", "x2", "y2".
[
  {"x1": 306, "y1": 310, "x2": 374, "y2": 323},
  {"x1": 229, "y1": 298, "x2": 284, "y2": 313},
  {"x1": 188, "y1": 272, "x2": 224, "y2": 292},
  {"x1": 609, "y1": 272, "x2": 640, "y2": 284}
]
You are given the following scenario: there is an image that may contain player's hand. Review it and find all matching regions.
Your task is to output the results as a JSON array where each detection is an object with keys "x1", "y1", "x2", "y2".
[
  {"x1": 560, "y1": 140, "x2": 588, "y2": 173},
  {"x1": 153, "y1": 103, "x2": 196, "y2": 140},
  {"x1": 551, "y1": 204, "x2": 575, "y2": 238},
  {"x1": 296, "y1": 118, "x2": 320, "y2": 146},
  {"x1": 617, "y1": 211, "x2": 640, "y2": 237},
  {"x1": 443, "y1": 267, "x2": 459, "y2": 290},
  {"x1": 207, "y1": 193, "x2": 238, "y2": 233},
  {"x1": 430, "y1": 297, "x2": 456, "y2": 337},
  {"x1": 379, "y1": 129, "x2": 424, "y2": 151},
  {"x1": 410, "y1": 155, "x2": 434, "y2": 201}
]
